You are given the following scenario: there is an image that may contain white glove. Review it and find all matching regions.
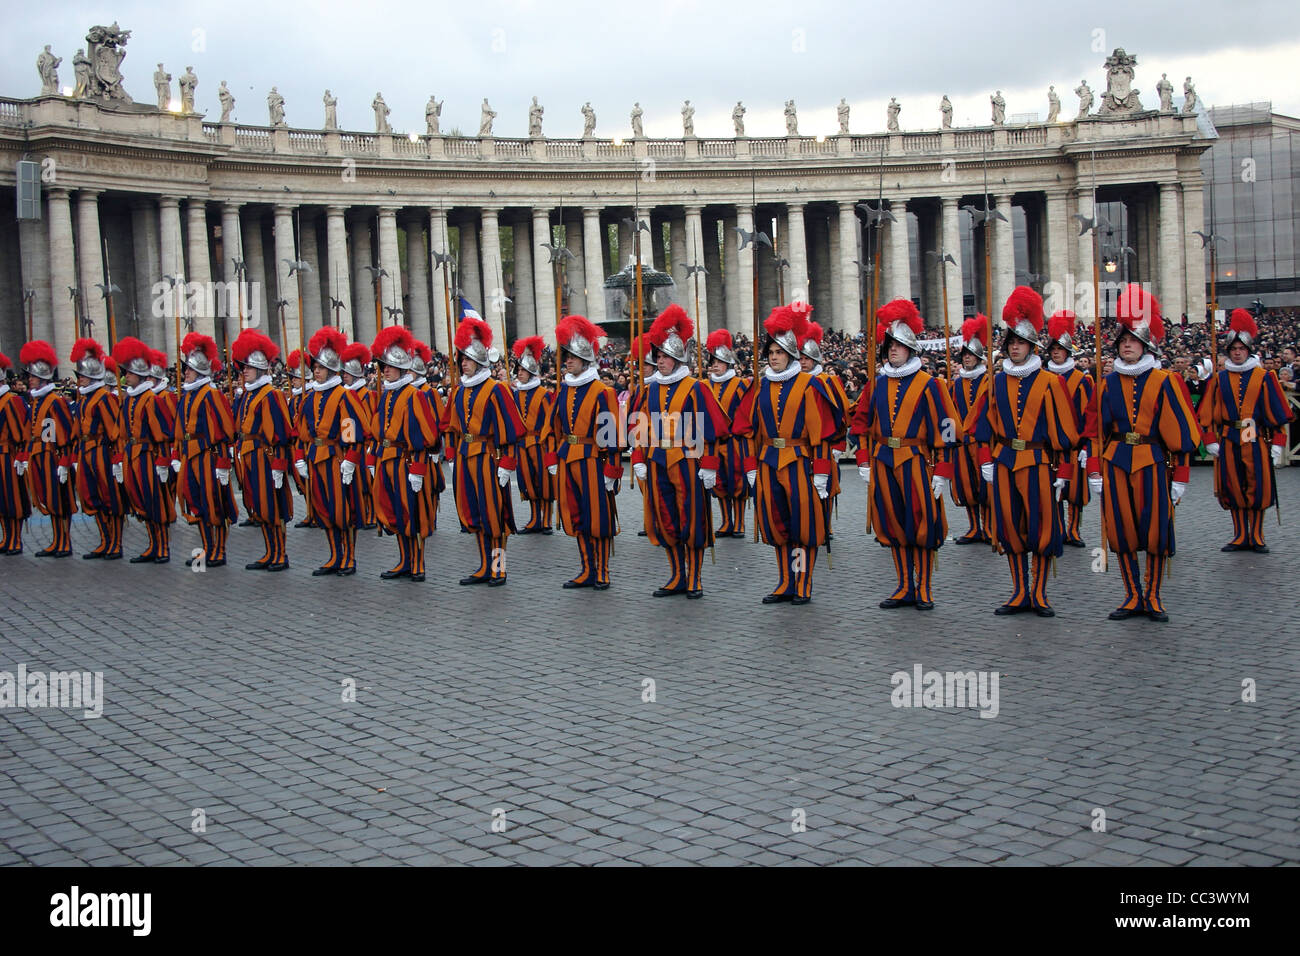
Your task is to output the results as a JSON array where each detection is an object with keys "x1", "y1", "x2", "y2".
[
  {"x1": 1088, "y1": 475, "x2": 1103, "y2": 495},
  {"x1": 272, "y1": 469, "x2": 284, "y2": 489},
  {"x1": 57, "y1": 465, "x2": 68, "y2": 484},
  {"x1": 367, "y1": 465, "x2": 375, "y2": 479},
  {"x1": 171, "y1": 458, "x2": 182, "y2": 473},
  {"x1": 812, "y1": 473, "x2": 829, "y2": 500},
  {"x1": 340, "y1": 459, "x2": 356, "y2": 485},
  {"x1": 431, "y1": 451, "x2": 441, "y2": 464},
  {"x1": 980, "y1": 462, "x2": 994, "y2": 484},
  {"x1": 931, "y1": 475, "x2": 949, "y2": 500},
  {"x1": 112, "y1": 462, "x2": 123, "y2": 483},
  {"x1": 408, "y1": 472, "x2": 424, "y2": 493},
  {"x1": 295, "y1": 459, "x2": 308, "y2": 478},
  {"x1": 1077, "y1": 449, "x2": 1088, "y2": 466},
  {"x1": 1170, "y1": 480, "x2": 1187, "y2": 505},
  {"x1": 548, "y1": 463, "x2": 558, "y2": 476},
  {"x1": 1052, "y1": 477, "x2": 1066, "y2": 500},
  {"x1": 633, "y1": 462, "x2": 647, "y2": 481},
  {"x1": 15, "y1": 459, "x2": 28, "y2": 476},
  {"x1": 1271, "y1": 445, "x2": 1282, "y2": 467},
  {"x1": 155, "y1": 464, "x2": 169, "y2": 482},
  {"x1": 831, "y1": 448, "x2": 844, "y2": 461},
  {"x1": 746, "y1": 469, "x2": 757, "y2": 489},
  {"x1": 603, "y1": 475, "x2": 616, "y2": 492},
  {"x1": 496, "y1": 466, "x2": 512, "y2": 487},
  {"x1": 700, "y1": 468, "x2": 717, "y2": 490},
  {"x1": 1204, "y1": 442, "x2": 1220, "y2": 459},
  {"x1": 858, "y1": 464, "x2": 871, "y2": 484},
  {"x1": 216, "y1": 468, "x2": 230, "y2": 486}
]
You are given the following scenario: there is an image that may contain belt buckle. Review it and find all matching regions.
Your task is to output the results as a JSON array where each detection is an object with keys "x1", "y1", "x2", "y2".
[
  {"x1": 771, "y1": 437, "x2": 786, "y2": 449},
  {"x1": 1011, "y1": 438, "x2": 1026, "y2": 452},
  {"x1": 1124, "y1": 432, "x2": 1141, "y2": 445},
  {"x1": 567, "y1": 434, "x2": 579, "y2": 444},
  {"x1": 886, "y1": 436, "x2": 901, "y2": 449},
  {"x1": 660, "y1": 439, "x2": 674, "y2": 449}
]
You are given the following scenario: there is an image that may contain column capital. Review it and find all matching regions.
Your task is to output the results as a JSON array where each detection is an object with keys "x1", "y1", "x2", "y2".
[
  {"x1": 683, "y1": 205, "x2": 704, "y2": 217},
  {"x1": 273, "y1": 203, "x2": 298, "y2": 216},
  {"x1": 940, "y1": 195, "x2": 960, "y2": 208},
  {"x1": 582, "y1": 205, "x2": 603, "y2": 217},
  {"x1": 1159, "y1": 181, "x2": 1181, "y2": 194},
  {"x1": 531, "y1": 207, "x2": 552, "y2": 219},
  {"x1": 325, "y1": 204, "x2": 349, "y2": 217},
  {"x1": 427, "y1": 205, "x2": 448, "y2": 221},
  {"x1": 785, "y1": 200, "x2": 805, "y2": 214},
  {"x1": 46, "y1": 186, "x2": 72, "y2": 201},
  {"x1": 377, "y1": 205, "x2": 400, "y2": 217},
  {"x1": 836, "y1": 199, "x2": 856, "y2": 212},
  {"x1": 76, "y1": 188, "x2": 103, "y2": 201},
  {"x1": 479, "y1": 205, "x2": 503, "y2": 218}
]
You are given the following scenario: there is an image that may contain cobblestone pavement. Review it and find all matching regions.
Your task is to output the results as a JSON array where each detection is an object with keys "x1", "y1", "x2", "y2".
[{"x1": 1, "y1": 466, "x2": 1297, "y2": 866}]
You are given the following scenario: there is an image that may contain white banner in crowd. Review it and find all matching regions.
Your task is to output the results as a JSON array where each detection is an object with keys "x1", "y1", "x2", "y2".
[{"x1": 914, "y1": 334, "x2": 964, "y2": 352}]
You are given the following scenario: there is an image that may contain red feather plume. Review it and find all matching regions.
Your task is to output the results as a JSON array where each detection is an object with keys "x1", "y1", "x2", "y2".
[
  {"x1": 70, "y1": 337, "x2": 105, "y2": 365},
  {"x1": 454, "y1": 316, "x2": 493, "y2": 352},
  {"x1": 1228, "y1": 308, "x2": 1258, "y2": 339},
  {"x1": 1047, "y1": 311, "x2": 1076, "y2": 342},
  {"x1": 1002, "y1": 286, "x2": 1044, "y2": 332},
  {"x1": 181, "y1": 332, "x2": 218, "y2": 363},
  {"x1": 705, "y1": 329, "x2": 733, "y2": 353},
  {"x1": 371, "y1": 324, "x2": 413, "y2": 360},
  {"x1": 555, "y1": 314, "x2": 603, "y2": 349},
  {"x1": 103, "y1": 357, "x2": 119, "y2": 374},
  {"x1": 413, "y1": 340, "x2": 433, "y2": 364},
  {"x1": 961, "y1": 315, "x2": 990, "y2": 346},
  {"x1": 308, "y1": 326, "x2": 347, "y2": 359},
  {"x1": 231, "y1": 329, "x2": 280, "y2": 365},
  {"x1": 20, "y1": 340, "x2": 58, "y2": 370},
  {"x1": 648, "y1": 304, "x2": 693, "y2": 348},
  {"x1": 341, "y1": 342, "x2": 371, "y2": 366},
  {"x1": 512, "y1": 335, "x2": 544, "y2": 363},
  {"x1": 148, "y1": 348, "x2": 167, "y2": 370},
  {"x1": 876, "y1": 299, "x2": 923, "y2": 334},
  {"x1": 0, "y1": 352, "x2": 10, "y2": 371},
  {"x1": 285, "y1": 348, "x2": 305, "y2": 371},
  {"x1": 1116, "y1": 284, "x2": 1164, "y2": 343},
  {"x1": 764, "y1": 304, "x2": 810, "y2": 340},
  {"x1": 799, "y1": 320, "x2": 825, "y2": 349}
]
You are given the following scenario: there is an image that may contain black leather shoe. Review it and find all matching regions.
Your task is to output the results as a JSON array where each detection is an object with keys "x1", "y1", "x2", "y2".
[
  {"x1": 995, "y1": 603, "x2": 1031, "y2": 616},
  {"x1": 245, "y1": 560, "x2": 270, "y2": 571},
  {"x1": 953, "y1": 535, "x2": 979, "y2": 545},
  {"x1": 336, "y1": 567, "x2": 356, "y2": 576},
  {"x1": 791, "y1": 596, "x2": 811, "y2": 606},
  {"x1": 82, "y1": 551, "x2": 104, "y2": 560},
  {"x1": 1251, "y1": 544, "x2": 1270, "y2": 554},
  {"x1": 762, "y1": 593, "x2": 793, "y2": 604},
  {"x1": 653, "y1": 587, "x2": 685, "y2": 597},
  {"x1": 1147, "y1": 609, "x2": 1169, "y2": 622},
  {"x1": 206, "y1": 559, "x2": 226, "y2": 568},
  {"x1": 311, "y1": 566, "x2": 337, "y2": 576},
  {"x1": 1063, "y1": 537, "x2": 1087, "y2": 548},
  {"x1": 1221, "y1": 543, "x2": 1243, "y2": 552},
  {"x1": 879, "y1": 597, "x2": 915, "y2": 609},
  {"x1": 380, "y1": 569, "x2": 410, "y2": 580},
  {"x1": 562, "y1": 578, "x2": 592, "y2": 589},
  {"x1": 637, "y1": 529, "x2": 648, "y2": 536},
  {"x1": 541, "y1": 528, "x2": 554, "y2": 535},
  {"x1": 731, "y1": 531, "x2": 747, "y2": 538},
  {"x1": 517, "y1": 526, "x2": 535, "y2": 535},
  {"x1": 130, "y1": 554, "x2": 156, "y2": 564},
  {"x1": 686, "y1": 590, "x2": 703, "y2": 599},
  {"x1": 265, "y1": 562, "x2": 289, "y2": 572},
  {"x1": 460, "y1": 574, "x2": 490, "y2": 585},
  {"x1": 409, "y1": 573, "x2": 425, "y2": 583},
  {"x1": 238, "y1": 518, "x2": 255, "y2": 527},
  {"x1": 915, "y1": 600, "x2": 935, "y2": 611},
  {"x1": 592, "y1": 581, "x2": 610, "y2": 590},
  {"x1": 1034, "y1": 605, "x2": 1056, "y2": 618},
  {"x1": 1109, "y1": 607, "x2": 1142, "y2": 620},
  {"x1": 102, "y1": 552, "x2": 122, "y2": 561},
  {"x1": 154, "y1": 555, "x2": 170, "y2": 564},
  {"x1": 488, "y1": 576, "x2": 507, "y2": 587}
]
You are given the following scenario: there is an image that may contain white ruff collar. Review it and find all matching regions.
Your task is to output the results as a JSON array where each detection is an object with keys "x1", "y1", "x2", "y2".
[
  {"x1": 0, "y1": 384, "x2": 9, "y2": 397},
  {"x1": 1047, "y1": 358, "x2": 1076, "y2": 375},
  {"x1": 514, "y1": 377, "x2": 540, "y2": 392},
  {"x1": 808, "y1": 363, "x2": 825, "y2": 376},
  {"x1": 657, "y1": 365, "x2": 689, "y2": 385},
  {"x1": 30, "y1": 381, "x2": 56, "y2": 398},
  {"x1": 709, "y1": 369, "x2": 736, "y2": 384},
  {"x1": 152, "y1": 381, "x2": 169, "y2": 394},
  {"x1": 1225, "y1": 355, "x2": 1261, "y2": 374},
  {"x1": 245, "y1": 375, "x2": 273, "y2": 392},
  {"x1": 460, "y1": 367, "x2": 491, "y2": 388},
  {"x1": 764, "y1": 363, "x2": 800, "y2": 382},
  {"x1": 564, "y1": 366, "x2": 598, "y2": 387},
  {"x1": 1114, "y1": 354, "x2": 1156, "y2": 377},
  {"x1": 959, "y1": 364, "x2": 987, "y2": 380},
  {"x1": 315, "y1": 376, "x2": 342, "y2": 392},
  {"x1": 345, "y1": 379, "x2": 366, "y2": 391},
  {"x1": 182, "y1": 376, "x2": 211, "y2": 392},
  {"x1": 1002, "y1": 355, "x2": 1042, "y2": 378},
  {"x1": 78, "y1": 381, "x2": 105, "y2": 395},
  {"x1": 383, "y1": 373, "x2": 414, "y2": 391},
  {"x1": 126, "y1": 380, "x2": 153, "y2": 397},
  {"x1": 882, "y1": 356, "x2": 923, "y2": 379}
]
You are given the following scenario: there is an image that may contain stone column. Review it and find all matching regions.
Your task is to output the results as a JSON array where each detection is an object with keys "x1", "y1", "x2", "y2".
[
  {"x1": 1042, "y1": 190, "x2": 1070, "y2": 313},
  {"x1": 479, "y1": 207, "x2": 506, "y2": 346},
  {"x1": 324, "y1": 206, "x2": 353, "y2": 339},
  {"x1": 1182, "y1": 179, "x2": 1206, "y2": 323},
  {"x1": 1075, "y1": 192, "x2": 1095, "y2": 324},
  {"x1": 704, "y1": 214, "x2": 724, "y2": 332},
  {"x1": 669, "y1": 216, "x2": 687, "y2": 308},
  {"x1": 684, "y1": 205, "x2": 710, "y2": 335},
  {"x1": 349, "y1": 215, "x2": 376, "y2": 345},
  {"x1": 723, "y1": 212, "x2": 738, "y2": 333},
  {"x1": 885, "y1": 200, "x2": 911, "y2": 303},
  {"x1": 756, "y1": 216, "x2": 777, "y2": 318},
  {"x1": 458, "y1": 215, "x2": 482, "y2": 312},
  {"x1": 46, "y1": 189, "x2": 78, "y2": 373},
  {"x1": 428, "y1": 207, "x2": 450, "y2": 353},
  {"x1": 786, "y1": 202, "x2": 808, "y2": 305},
  {"x1": 1157, "y1": 182, "x2": 1185, "y2": 324},
  {"x1": 219, "y1": 202, "x2": 244, "y2": 345},
  {"x1": 240, "y1": 209, "x2": 269, "y2": 340},
  {"x1": 616, "y1": 217, "x2": 631, "y2": 271},
  {"x1": 530, "y1": 207, "x2": 557, "y2": 344},
  {"x1": 403, "y1": 213, "x2": 431, "y2": 346},
  {"x1": 581, "y1": 207, "x2": 606, "y2": 326},
  {"x1": 75, "y1": 190, "x2": 106, "y2": 339},
  {"x1": 298, "y1": 213, "x2": 324, "y2": 338},
  {"x1": 185, "y1": 200, "x2": 214, "y2": 338},
  {"x1": 940, "y1": 197, "x2": 965, "y2": 325},
  {"x1": 837, "y1": 201, "x2": 860, "y2": 331},
  {"x1": 18, "y1": 218, "x2": 53, "y2": 344},
  {"x1": 808, "y1": 211, "x2": 832, "y2": 322},
  {"x1": 376, "y1": 206, "x2": 402, "y2": 327},
  {"x1": 565, "y1": 219, "x2": 587, "y2": 318},
  {"x1": 157, "y1": 197, "x2": 184, "y2": 359},
  {"x1": 511, "y1": 216, "x2": 536, "y2": 338},
  {"x1": 273, "y1": 205, "x2": 301, "y2": 355},
  {"x1": 735, "y1": 206, "x2": 756, "y2": 337},
  {"x1": 993, "y1": 194, "x2": 1015, "y2": 314},
  {"x1": 828, "y1": 216, "x2": 842, "y2": 331}
]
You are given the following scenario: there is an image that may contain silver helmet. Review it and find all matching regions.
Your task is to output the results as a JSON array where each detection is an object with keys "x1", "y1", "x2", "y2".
[
  {"x1": 183, "y1": 341, "x2": 214, "y2": 376},
  {"x1": 513, "y1": 339, "x2": 542, "y2": 378},
  {"x1": 1001, "y1": 286, "x2": 1045, "y2": 351},
  {"x1": 557, "y1": 315, "x2": 600, "y2": 365},
  {"x1": 799, "y1": 336, "x2": 824, "y2": 366},
  {"x1": 706, "y1": 333, "x2": 737, "y2": 366},
  {"x1": 149, "y1": 357, "x2": 167, "y2": 381},
  {"x1": 375, "y1": 336, "x2": 413, "y2": 371},
  {"x1": 1223, "y1": 308, "x2": 1257, "y2": 351},
  {"x1": 876, "y1": 300, "x2": 923, "y2": 356},
  {"x1": 456, "y1": 318, "x2": 492, "y2": 368},
  {"x1": 22, "y1": 342, "x2": 56, "y2": 381},
  {"x1": 342, "y1": 352, "x2": 369, "y2": 380},
  {"x1": 409, "y1": 351, "x2": 427, "y2": 377},
  {"x1": 74, "y1": 349, "x2": 106, "y2": 381},
  {"x1": 650, "y1": 306, "x2": 692, "y2": 364},
  {"x1": 120, "y1": 353, "x2": 152, "y2": 377},
  {"x1": 311, "y1": 346, "x2": 342, "y2": 373}
]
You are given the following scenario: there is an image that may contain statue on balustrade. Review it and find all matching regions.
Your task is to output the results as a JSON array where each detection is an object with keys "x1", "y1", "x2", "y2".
[
  {"x1": 581, "y1": 102, "x2": 596, "y2": 137},
  {"x1": 1098, "y1": 48, "x2": 1144, "y2": 114},
  {"x1": 887, "y1": 97, "x2": 901, "y2": 131},
  {"x1": 72, "y1": 50, "x2": 92, "y2": 99},
  {"x1": 426, "y1": 95, "x2": 442, "y2": 135},
  {"x1": 682, "y1": 100, "x2": 695, "y2": 137},
  {"x1": 218, "y1": 81, "x2": 235, "y2": 122},
  {"x1": 323, "y1": 90, "x2": 338, "y2": 129},
  {"x1": 179, "y1": 66, "x2": 197, "y2": 114},
  {"x1": 784, "y1": 99, "x2": 799, "y2": 135},
  {"x1": 38, "y1": 45, "x2": 62, "y2": 95},
  {"x1": 479, "y1": 98, "x2": 496, "y2": 136},
  {"x1": 154, "y1": 63, "x2": 171, "y2": 108},
  {"x1": 837, "y1": 98, "x2": 850, "y2": 134},
  {"x1": 84, "y1": 23, "x2": 133, "y2": 103},
  {"x1": 1046, "y1": 86, "x2": 1060, "y2": 122},
  {"x1": 268, "y1": 87, "x2": 286, "y2": 127},
  {"x1": 529, "y1": 96, "x2": 544, "y2": 137},
  {"x1": 631, "y1": 102, "x2": 643, "y2": 137},
  {"x1": 991, "y1": 90, "x2": 1006, "y2": 126},
  {"x1": 1157, "y1": 73, "x2": 1174, "y2": 112},
  {"x1": 940, "y1": 95, "x2": 952, "y2": 129},
  {"x1": 373, "y1": 92, "x2": 391, "y2": 133},
  {"x1": 732, "y1": 101, "x2": 745, "y2": 137},
  {"x1": 1182, "y1": 77, "x2": 1196, "y2": 114},
  {"x1": 1075, "y1": 80, "x2": 1094, "y2": 118}
]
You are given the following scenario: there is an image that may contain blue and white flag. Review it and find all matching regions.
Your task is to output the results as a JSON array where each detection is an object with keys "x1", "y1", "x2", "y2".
[{"x1": 459, "y1": 295, "x2": 482, "y2": 320}]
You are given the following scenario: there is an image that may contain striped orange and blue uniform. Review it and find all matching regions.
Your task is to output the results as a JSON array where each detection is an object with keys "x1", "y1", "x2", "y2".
[
  {"x1": 352, "y1": 384, "x2": 379, "y2": 529},
  {"x1": 121, "y1": 383, "x2": 176, "y2": 561},
  {"x1": 966, "y1": 364, "x2": 1079, "y2": 609},
  {"x1": 1055, "y1": 364, "x2": 1095, "y2": 542},
  {"x1": 152, "y1": 383, "x2": 178, "y2": 509},
  {"x1": 75, "y1": 385, "x2": 128, "y2": 557},
  {"x1": 541, "y1": 375, "x2": 624, "y2": 587},
  {"x1": 630, "y1": 373, "x2": 731, "y2": 593},
  {"x1": 0, "y1": 386, "x2": 32, "y2": 553},
  {"x1": 25, "y1": 385, "x2": 77, "y2": 555},
  {"x1": 1198, "y1": 362, "x2": 1292, "y2": 548},
  {"x1": 512, "y1": 382, "x2": 557, "y2": 531},
  {"x1": 298, "y1": 381, "x2": 368, "y2": 573},
  {"x1": 948, "y1": 370, "x2": 990, "y2": 540},
  {"x1": 1083, "y1": 366, "x2": 1199, "y2": 615},
  {"x1": 419, "y1": 383, "x2": 449, "y2": 500},
  {"x1": 442, "y1": 375, "x2": 525, "y2": 582},
  {"x1": 177, "y1": 381, "x2": 239, "y2": 563},
  {"x1": 373, "y1": 379, "x2": 441, "y2": 577},
  {"x1": 732, "y1": 370, "x2": 840, "y2": 601},
  {"x1": 815, "y1": 371, "x2": 852, "y2": 499},
  {"x1": 707, "y1": 373, "x2": 751, "y2": 535},
  {"x1": 852, "y1": 368, "x2": 962, "y2": 605},
  {"x1": 288, "y1": 387, "x2": 314, "y2": 525},
  {"x1": 234, "y1": 381, "x2": 294, "y2": 566}
]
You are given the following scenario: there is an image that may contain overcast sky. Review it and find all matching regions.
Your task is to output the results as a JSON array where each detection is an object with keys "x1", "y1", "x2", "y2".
[{"x1": 8, "y1": 1, "x2": 1300, "y2": 137}]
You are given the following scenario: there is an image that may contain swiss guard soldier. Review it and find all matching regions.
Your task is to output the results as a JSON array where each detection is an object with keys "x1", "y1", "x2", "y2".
[
  {"x1": 796, "y1": 316, "x2": 851, "y2": 535},
  {"x1": 149, "y1": 348, "x2": 178, "y2": 511},
  {"x1": 443, "y1": 316, "x2": 525, "y2": 586},
  {"x1": 704, "y1": 328, "x2": 750, "y2": 538},
  {"x1": 285, "y1": 348, "x2": 315, "y2": 529},
  {"x1": 511, "y1": 336, "x2": 556, "y2": 534},
  {"x1": 851, "y1": 299, "x2": 963, "y2": 610},
  {"x1": 543, "y1": 314, "x2": 624, "y2": 590},
  {"x1": 113, "y1": 337, "x2": 175, "y2": 564},
  {"x1": 297, "y1": 327, "x2": 367, "y2": 576},
  {"x1": 965, "y1": 287, "x2": 1080, "y2": 617},
  {"x1": 1083, "y1": 285, "x2": 1199, "y2": 622},
  {"x1": 1199, "y1": 308, "x2": 1292, "y2": 554},
  {"x1": 371, "y1": 325, "x2": 441, "y2": 582},
  {"x1": 631, "y1": 305, "x2": 731, "y2": 598},
  {"x1": 949, "y1": 315, "x2": 992, "y2": 544},
  {"x1": 341, "y1": 341, "x2": 378, "y2": 531},
  {"x1": 732, "y1": 305, "x2": 842, "y2": 605},
  {"x1": 231, "y1": 329, "x2": 293, "y2": 572},
  {"x1": 409, "y1": 340, "x2": 449, "y2": 513},
  {"x1": 0, "y1": 352, "x2": 32, "y2": 555},
  {"x1": 69, "y1": 338, "x2": 127, "y2": 560},
  {"x1": 176, "y1": 332, "x2": 238, "y2": 567},
  {"x1": 1046, "y1": 310, "x2": 1093, "y2": 547},
  {"x1": 19, "y1": 340, "x2": 74, "y2": 557}
]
